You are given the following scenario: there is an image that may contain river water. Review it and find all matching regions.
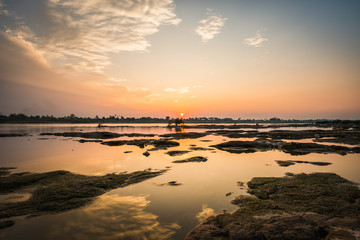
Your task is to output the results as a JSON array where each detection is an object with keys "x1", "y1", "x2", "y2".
[{"x1": 0, "y1": 123, "x2": 359, "y2": 240}]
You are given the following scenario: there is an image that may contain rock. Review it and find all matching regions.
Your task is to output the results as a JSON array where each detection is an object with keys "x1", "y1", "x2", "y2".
[
  {"x1": 159, "y1": 132, "x2": 209, "y2": 139},
  {"x1": 172, "y1": 156, "x2": 208, "y2": 163},
  {"x1": 167, "y1": 181, "x2": 182, "y2": 186},
  {"x1": 314, "y1": 135, "x2": 360, "y2": 145},
  {"x1": 237, "y1": 181, "x2": 244, "y2": 187},
  {"x1": 147, "y1": 147, "x2": 168, "y2": 151},
  {"x1": 154, "y1": 181, "x2": 183, "y2": 186},
  {"x1": 306, "y1": 161, "x2": 332, "y2": 166},
  {"x1": 186, "y1": 173, "x2": 360, "y2": 240},
  {"x1": 0, "y1": 133, "x2": 28, "y2": 137},
  {"x1": 207, "y1": 128, "x2": 360, "y2": 145},
  {"x1": 165, "y1": 150, "x2": 190, "y2": 156},
  {"x1": 143, "y1": 151, "x2": 150, "y2": 157},
  {"x1": 188, "y1": 147, "x2": 215, "y2": 151},
  {"x1": 281, "y1": 142, "x2": 351, "y2": 155},
  {"x1": 0, "y1": 220, "x2": 15, "y2": 230},
  {"x1": 182, "y1": 124, "x2": 314, "y2": 130},
  {"x1": 275, "y1": 160, "x2": 296, "y2": 167},
  {"x1": 78, "y1": 139, "x2": 103, "y2": 143},
  {"x1": 212, "y1": 140, "x2": 358, "y2": 155},
  {"x1": 211, "y1": 140, "x2": 274, "y2": 154},
  {"x1": 40, "y1": 131, "x2": 121, "y2": 139},
  {"x1": 0, "y1": 167, "x2": 16, "y2": 177},
  {"x1": 0, "y1": 168, "x2": 167, "y2": 229},
  {"x1": 40, "y1": 132, "x2": 156, "y2": 139},
  {"x1": 124, "y1": 151, "x2": 132, "y2": 153},
  {"x1": 290, "y1": 160, "x2": 331, "y2": 166},
  {"x1": 102, "y1": 139, "x2": 180, "y2": 149}
]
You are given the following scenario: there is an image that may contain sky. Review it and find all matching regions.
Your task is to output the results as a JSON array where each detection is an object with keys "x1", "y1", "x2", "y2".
[{"x1": 0, "y1": 0, "x2": 359, "y2": 119}]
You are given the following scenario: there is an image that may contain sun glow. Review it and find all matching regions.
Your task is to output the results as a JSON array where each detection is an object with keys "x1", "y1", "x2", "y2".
[{"x1": 180, "y1": 113, "x2": 184, "y2": 117}]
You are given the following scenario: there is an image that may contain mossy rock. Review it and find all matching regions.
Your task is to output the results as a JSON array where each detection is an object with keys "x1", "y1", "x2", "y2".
[
  {"x1": 186, "y1": 173, "x2": 360, "y2": 239},
  {"x1": 0, "y1": 168, "x2": 167, "y2": 229}
]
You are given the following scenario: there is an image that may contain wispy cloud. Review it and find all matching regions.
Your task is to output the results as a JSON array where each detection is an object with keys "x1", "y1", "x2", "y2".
[
  {"x1": 0, "y1": 0, "x2": 181, "y2": 73},
  {"x1": 164, "y1": 85, "x2": 202, "y2": 94},
  {"x1": 244, "y1": 31, "x2": 268, "y2": 47},
  {"x1": 164, "y1": 87, "x2": 190, "y2": 94},
  {"x1": 0, "y1": 0, "x2": 8, "y2": 16},
  {"x1": 195, "y1": 9, "x2": 226, "y2": 42}
]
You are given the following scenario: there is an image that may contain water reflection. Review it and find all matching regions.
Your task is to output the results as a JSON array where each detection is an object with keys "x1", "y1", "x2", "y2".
[
  {"x1": 174, "y1": 127, "x2": 185, "y2": 133},
  {"x1": 0, "y1": 193, "x2": 180, "y2": 240},
  {"x1": 0, "y1": 123, "x2": 360, "y2": 239},
  {"x1": 196, "y1": 205, "x2": 215, "y2": 223}
]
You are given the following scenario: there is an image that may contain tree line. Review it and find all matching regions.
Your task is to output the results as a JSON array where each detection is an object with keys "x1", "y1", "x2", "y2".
[{"x1": 0, "y1": 113, "x2": 328, "y2": 123}]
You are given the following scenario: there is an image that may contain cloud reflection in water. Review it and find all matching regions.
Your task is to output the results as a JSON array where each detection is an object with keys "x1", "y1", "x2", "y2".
[
  {"x1": 1, "y1": 193, "x2": 180, "y2": 240},
  {"x1": 196, "y1": 204, "x2": 215, "y2": 223},
  {"x1": 56, "y1": 194, "x2": 181, "y2": 240}
]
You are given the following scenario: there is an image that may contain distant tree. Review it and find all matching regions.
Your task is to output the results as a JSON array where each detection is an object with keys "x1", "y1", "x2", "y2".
[{"x1": 174, "y1": 118, "x2": 184, "y2": 126}]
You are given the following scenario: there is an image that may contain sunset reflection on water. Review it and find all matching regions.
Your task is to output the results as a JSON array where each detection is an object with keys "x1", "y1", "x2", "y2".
[{"x1": 0, "y1": 124, "x2": 359, "y2": 239}]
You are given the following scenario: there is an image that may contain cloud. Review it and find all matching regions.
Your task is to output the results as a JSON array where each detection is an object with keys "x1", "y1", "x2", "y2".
[
  {"x1": 164, "y1": 85, "x2": 202, "y2": 94},
  {"x1": 0, "y1": 0, "x2": 181, "y2": 72},
  {"x1": 244, "y1": 31, "x2": 268, "y2": 47},
  {"x1": 164, "y1": 87, "x2": 190, "y2": 94},
  {"x1": 196, "y1": 205, "x2": 215, "y2": 222},
  {"x1": 0, "y1": 0, "x2": 181, "y2": 114},
  {"x1": 0, "y1": 0, "x2": 8, "y2": 16},
  {"x1": 0, "y1": 32, "x2": 156, "y2": 115},
  {"x1": 195, "y1": 9, "x2": 226, "y2": 42},
  {"x1": 192, "y1": 85, "x2": 203, "y2": 89}
]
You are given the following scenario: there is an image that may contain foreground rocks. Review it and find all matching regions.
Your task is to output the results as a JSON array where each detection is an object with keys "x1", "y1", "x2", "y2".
[
  {"x1": 186, "y1": 173, "x2": 360, "y2": 240},
  {"x1": 0, "y1": 168, "x2": 166, "y2": 229}
]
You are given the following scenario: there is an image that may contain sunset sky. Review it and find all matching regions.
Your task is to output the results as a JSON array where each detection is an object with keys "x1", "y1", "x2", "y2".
[{"x1": 0, "y1": 0, "x2": 359, "y2": 119}]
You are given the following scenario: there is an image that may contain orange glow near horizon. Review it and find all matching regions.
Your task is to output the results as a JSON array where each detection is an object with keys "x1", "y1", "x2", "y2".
[{"x1": 0, "y1": 1, "x2": 359, "y2": 119}]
